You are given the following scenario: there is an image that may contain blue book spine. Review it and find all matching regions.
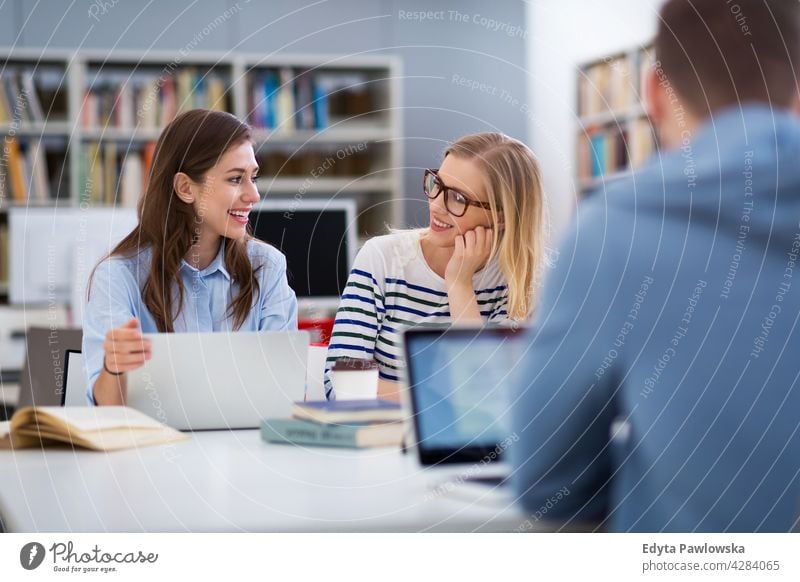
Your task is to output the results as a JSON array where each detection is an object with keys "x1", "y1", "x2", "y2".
[
  {"x1": 313, "y1": 84, "x2": 328, "y2": 129},
  {"x1": 298, "y1": 398, "x2": 400, "y2": 412},
  {"x1": 261, "y1": 418, "x2": 360, "y2": 448},
  {"x1": 590, "y1": 133, "x2": 606, "y2": 178},
  {"x1": 193, "y1": 75, "x2": 206, "y2": 110},
  {"x1": 264, "y1": 74, "x2": 278, "y2": 129}
]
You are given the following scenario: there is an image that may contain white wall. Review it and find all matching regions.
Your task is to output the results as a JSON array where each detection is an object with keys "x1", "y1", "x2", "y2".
[{"x1": 526, "y1": 0, "x2": 664, "y2": 243}]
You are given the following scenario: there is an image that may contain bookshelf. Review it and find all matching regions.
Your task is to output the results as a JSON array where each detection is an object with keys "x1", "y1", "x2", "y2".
[
  {"x1": 240, "y1": 55, "x2": 402, "y2": 238},
  {"x1": 576, "y1": 44, "x2": 656, "y2": 194},
  {"x1": 0, "y1": 49, "x2": 404, "y2": 306}
]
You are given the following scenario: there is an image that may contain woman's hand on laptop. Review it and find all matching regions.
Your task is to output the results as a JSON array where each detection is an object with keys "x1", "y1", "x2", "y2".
[
  {"x1": 103, "y1": 318, "x2": 152, "y2": 374},
  {"x1": 94, "y1": 319, "x2": 151, "y2": 406}
]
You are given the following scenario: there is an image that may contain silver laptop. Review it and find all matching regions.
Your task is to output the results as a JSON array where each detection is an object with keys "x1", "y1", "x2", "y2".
[{"x1": 127, "y1": 331, "x2": 309, "y2": 430}]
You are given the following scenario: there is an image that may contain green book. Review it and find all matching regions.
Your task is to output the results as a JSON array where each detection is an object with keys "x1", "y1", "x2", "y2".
[{"x1": 261, "y1": 418, "x2": 404, "y2": 449}]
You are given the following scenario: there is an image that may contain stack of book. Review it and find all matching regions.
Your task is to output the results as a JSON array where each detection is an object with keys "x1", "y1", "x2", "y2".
[{"x1": 261, "y1": 399, "x2": 405, "y2": 449}]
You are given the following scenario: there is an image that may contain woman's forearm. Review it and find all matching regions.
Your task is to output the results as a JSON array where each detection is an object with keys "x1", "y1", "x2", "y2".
[
  {"x1": 378, "y1": 378, "x2": 402, "y2": 402},
  {"x1": 447, "y1": 281, "x2": 483, "y2": 325},
  {"x1": 92, "y1": 369, "x2": 127, "y2": 406}
]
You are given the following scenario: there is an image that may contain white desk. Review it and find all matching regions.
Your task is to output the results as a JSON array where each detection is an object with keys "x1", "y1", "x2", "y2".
[{"x1": 0, "y1": 430, "x2": 537, "y2": 532}]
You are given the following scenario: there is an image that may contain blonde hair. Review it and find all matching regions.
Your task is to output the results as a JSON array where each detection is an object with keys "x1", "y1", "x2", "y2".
[{"x1": 443, "y1": 133, "x2": 544, "y2": 320}]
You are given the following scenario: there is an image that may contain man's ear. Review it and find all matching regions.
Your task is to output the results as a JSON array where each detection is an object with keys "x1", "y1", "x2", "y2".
[
  {"x1": 792, "y1": 92, "x2": 800, "y2": 116},
  {"x1": 644, "y1": 65, "x2": 665, "y2": 125},
  {"x1": 173, "y1": 172, "x2": 195, "y2": 204}
]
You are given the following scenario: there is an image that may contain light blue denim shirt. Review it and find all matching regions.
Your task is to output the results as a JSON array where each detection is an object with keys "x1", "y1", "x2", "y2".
[{"x1": 82, "y1": 239, "x2": 298, "y2": 404}]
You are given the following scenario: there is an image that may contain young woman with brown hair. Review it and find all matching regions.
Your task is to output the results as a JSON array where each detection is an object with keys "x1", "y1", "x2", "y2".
[{"x1": 83, "y1": 109, "x2": 297, "y2": 406}]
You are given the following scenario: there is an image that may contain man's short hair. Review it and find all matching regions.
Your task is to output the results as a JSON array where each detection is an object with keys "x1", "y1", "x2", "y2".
[{"x1": 655, "y1": 0, "x2": 800, "y2": 116}]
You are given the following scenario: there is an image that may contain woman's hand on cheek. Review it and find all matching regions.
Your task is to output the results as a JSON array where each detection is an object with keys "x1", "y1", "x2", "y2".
[{"x1": 444, "y1": 226, "x2": 493, "y2": 287}]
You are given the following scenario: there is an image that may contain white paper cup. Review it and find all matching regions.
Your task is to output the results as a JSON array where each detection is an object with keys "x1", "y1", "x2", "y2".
[{"x1": 330, "y1": 367, "x2": 380, "y2": 400}]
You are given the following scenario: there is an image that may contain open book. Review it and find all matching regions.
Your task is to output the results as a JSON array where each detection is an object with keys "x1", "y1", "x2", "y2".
[{"x1": 0, "y1": 406, "x2": 189, "y2": 451}]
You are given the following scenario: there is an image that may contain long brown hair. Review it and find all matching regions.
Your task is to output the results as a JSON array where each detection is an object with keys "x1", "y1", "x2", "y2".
[
  {"x1": 443, "y1": 133, "x2": 544, "y2": 320},
  {"x1": 92, "y1": 109, "x2": 259, "y2": 332}
]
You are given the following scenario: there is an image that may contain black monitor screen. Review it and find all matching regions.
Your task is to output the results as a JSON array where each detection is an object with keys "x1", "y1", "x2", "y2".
[{"x1": 248, "y1": 206, "x2": 351, "y2": 298}]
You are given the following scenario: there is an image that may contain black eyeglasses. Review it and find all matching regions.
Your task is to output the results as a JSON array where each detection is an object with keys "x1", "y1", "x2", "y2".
[{"x1": 423, "y1": 169, "x2": 493, "y2": 217}]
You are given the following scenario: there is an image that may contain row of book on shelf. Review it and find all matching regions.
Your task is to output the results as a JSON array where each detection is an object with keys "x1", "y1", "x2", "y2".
[
  {"x1": 0, "y1": 63, "x2": 382, "y2": 136},
  {"x1": 578, "y1": 48, "x2": 654, "y2": 117},
  {"x1": 577, "y1": 117, "x2": 655, "y2": 185},
  {"x1": 0, "y1": 138, "x2": 56, "y2": 203},
  {"x1": 81, "y1": 67, "x2": 375, "y2": 133},
  {"x1": 249, "y1": 69, "x2": 372, "y2": 131},
  {"x1": 0, "y1": 137, "x2": 379, "y2": 206},
  {"x1": 81, "y1": 141, "x2": 154, "y2": 207},
  {"x1": 0, "y1": 136, "x2": 152, "y2": 206},
  {"x1": 82, "y1": 68, "x2": 228, "y2": 130},
  {"x1": 0, "y1": 70, "x2": 66, "y2": 124}
]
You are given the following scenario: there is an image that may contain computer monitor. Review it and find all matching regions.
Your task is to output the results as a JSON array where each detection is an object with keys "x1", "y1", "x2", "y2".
[
  {"x1": 9, "y1": 207, "x2": 138, "y2": 309},
  {"x1": 248, "y1": 199, "x2": 357, "y2": 302}
]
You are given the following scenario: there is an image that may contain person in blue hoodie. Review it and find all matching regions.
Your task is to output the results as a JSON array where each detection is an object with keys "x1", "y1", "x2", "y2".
[{"x1": 511, "y1": 0, "x2": 800, "y2": 532}]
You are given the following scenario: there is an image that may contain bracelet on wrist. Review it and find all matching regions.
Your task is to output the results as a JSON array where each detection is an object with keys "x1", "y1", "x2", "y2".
[{"x1": 103, "y1": 357, "x2": 124, "y2": 377}]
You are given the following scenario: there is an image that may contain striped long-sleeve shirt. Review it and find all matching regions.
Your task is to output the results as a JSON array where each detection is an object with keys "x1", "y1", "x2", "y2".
[{"x1": 324, "y1": 230, "x2": 509, "y2": 399}]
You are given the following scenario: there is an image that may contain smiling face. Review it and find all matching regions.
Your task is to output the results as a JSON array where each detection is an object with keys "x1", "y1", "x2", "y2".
[
  {"x1": 426, "y1": 154, "x2": 494, "y2": 248},
  {"x1": 180, "y1": 141, "x2": 261, "y2": 247}
]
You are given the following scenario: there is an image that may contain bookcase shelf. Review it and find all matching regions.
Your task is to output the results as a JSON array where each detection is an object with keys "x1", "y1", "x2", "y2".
[
  {"x1": 251, "y1": 125, "x2": 393, "y2": 144},
  {"x1": 577, "y1": 103, "x2": 646, "y2": 130},
  {"x1": 0, "y1": 122, "x2": 72, "y2": 135},
  {"x1": 0, "y1": 49, "x2": 401, "y2": 206},
  {"x1": 576, "y1": 45, "x2": 656, "y2": 194},
  {"x1": 0, "y1": 49, "x2": 403, "y2": 308},
  {"x1": 260, "y1": 176, "x2": 394, "y2": 195},
  {"x1": 79, "y1": 128, "x2": 163, "y2": 141}
]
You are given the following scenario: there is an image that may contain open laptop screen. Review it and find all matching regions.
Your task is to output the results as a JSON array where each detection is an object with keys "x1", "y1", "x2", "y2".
[{"x1": 404, "y1": 326, "x2": 527, "y2": 465}]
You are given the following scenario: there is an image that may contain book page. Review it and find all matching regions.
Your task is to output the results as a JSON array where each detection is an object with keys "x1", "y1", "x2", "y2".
[
  {"x1": 8, "y1": 407, "x2": 189, "y2": 451},
  {"x1": 15, "y1": 425, "x2": 188, "y2": 451},
  {"x1": 24, "y1": 406, "x2": 170, "y2": 432}
]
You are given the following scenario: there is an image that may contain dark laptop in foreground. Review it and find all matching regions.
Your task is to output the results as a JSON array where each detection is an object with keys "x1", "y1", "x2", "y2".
[{"x1": 402, "y1": 325, "x2": 527, "y2": 483}]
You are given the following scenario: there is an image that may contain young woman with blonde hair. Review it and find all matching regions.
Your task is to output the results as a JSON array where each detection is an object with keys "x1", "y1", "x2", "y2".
[
  {"x1": 83, "y1": 109, "x2": 297, "y2": 405},
  {"x1": 325, "y1": 132, "x2": 544, "y2": 401}
]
